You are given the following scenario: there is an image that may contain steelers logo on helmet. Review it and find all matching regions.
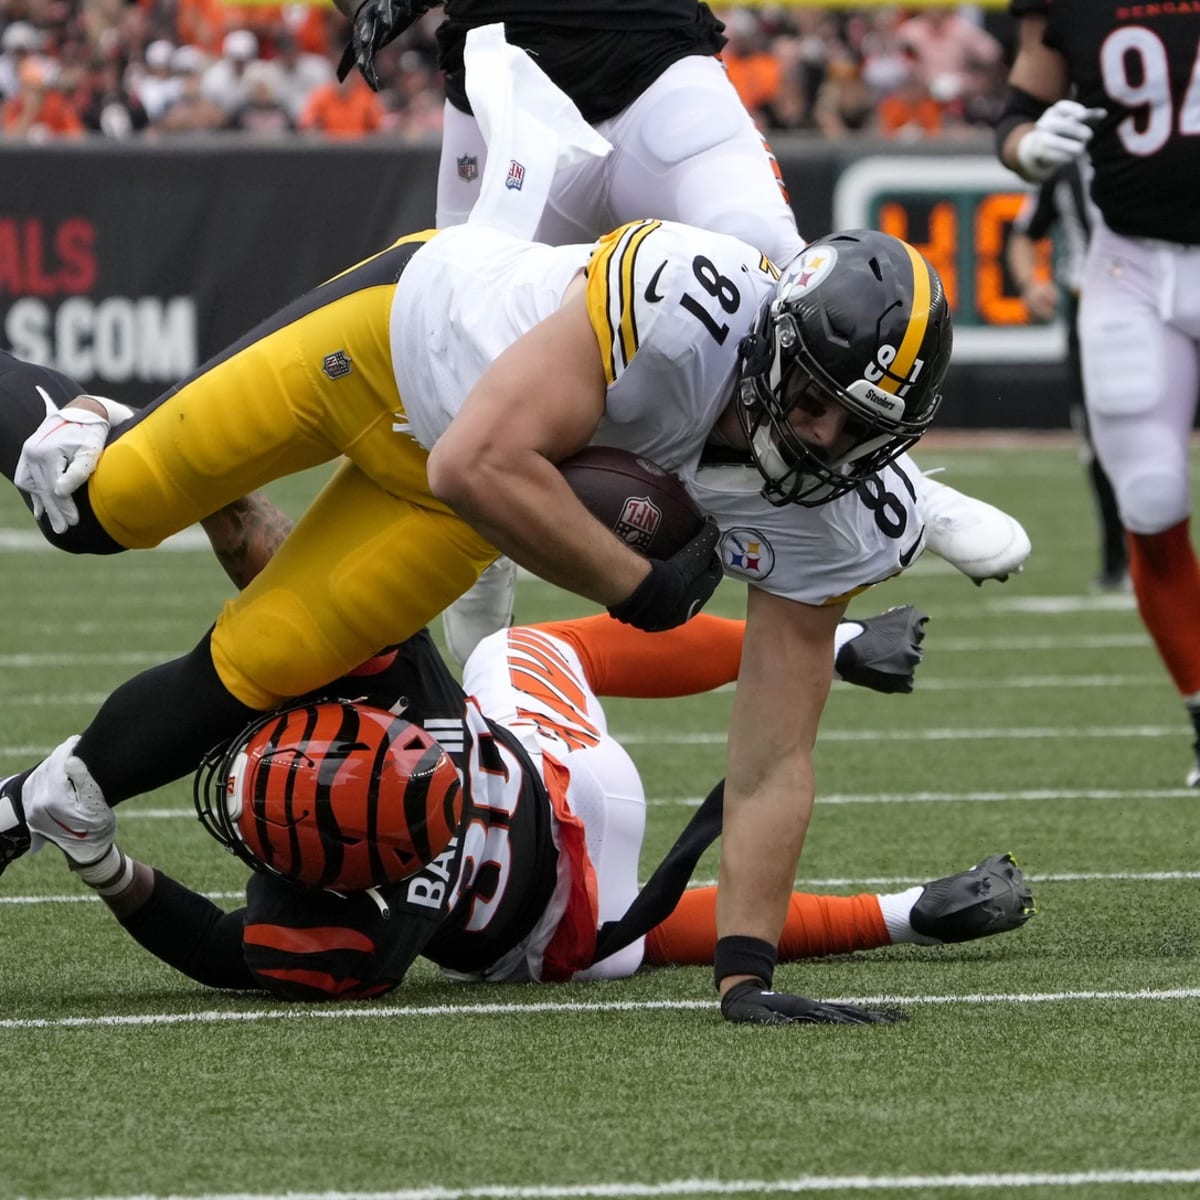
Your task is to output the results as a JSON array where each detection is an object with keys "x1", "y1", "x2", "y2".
[
  {"x1": 735, "y1": 229, "x2": 952, "y2": 507},
  {"x1": 194, "y1": 701, "x2": 463, "y2": 891},
  {"x1": 784, "y1": 244, "x2": 838, "y2": 297}
]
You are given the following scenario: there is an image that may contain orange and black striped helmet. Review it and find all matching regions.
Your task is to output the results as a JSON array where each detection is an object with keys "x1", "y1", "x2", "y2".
[{"x1": 195, "y1": 701, "x2": 463, "y2": 891}]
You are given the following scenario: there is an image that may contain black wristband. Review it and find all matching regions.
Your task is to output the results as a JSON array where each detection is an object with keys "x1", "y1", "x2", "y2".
[
  {"x1": 713, "y1": 934, "x2": 777, "y2": 991},
  {"x1": 994, "y1": 84, "x2": 1050, "y2": 159}
]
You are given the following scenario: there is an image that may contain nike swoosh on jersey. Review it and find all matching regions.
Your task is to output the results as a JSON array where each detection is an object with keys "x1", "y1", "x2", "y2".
[
  {"x1": 899, "y1": 524, "x2": 926, "y2": 568},
  {"x1": 644, "y1": 261, "x2": 668, "y2": 304}
]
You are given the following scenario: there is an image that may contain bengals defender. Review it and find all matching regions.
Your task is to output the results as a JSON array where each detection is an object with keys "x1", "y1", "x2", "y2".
[
  {"x1": 5, "y1": 30, "x2": 1022, "y2": 1025},
  {"x1": 70, "y1": 616, "x2": 1033, "y2": 1006},
  {"x1": 998, "y1": 2, "x2": 1200, "y2": 783}
]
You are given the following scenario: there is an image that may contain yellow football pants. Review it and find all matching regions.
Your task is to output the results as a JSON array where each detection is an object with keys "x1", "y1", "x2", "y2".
[{"x1": 87, "y1": 233, "x2": 498, "y2": 709}]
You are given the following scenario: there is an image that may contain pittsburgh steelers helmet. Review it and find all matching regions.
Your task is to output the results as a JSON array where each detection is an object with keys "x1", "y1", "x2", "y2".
[
  {"x1": 195, "y1": 701, "x2": 463, "y2": 891},
  {"x1": 735, "y1": 229, "x2": 952, "y2": 506}
]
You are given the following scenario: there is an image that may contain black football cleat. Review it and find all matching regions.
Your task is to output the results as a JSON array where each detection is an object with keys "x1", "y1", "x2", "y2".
[
  {"x1": 910, "y1": 852, "x2": 1036, "y2": 944},
  {"x1": 0, "y1": 774, "x2": 31, "y2": 877},
  {"x1": 835, "y1": 605, "x2": 929, "y2": 694}
]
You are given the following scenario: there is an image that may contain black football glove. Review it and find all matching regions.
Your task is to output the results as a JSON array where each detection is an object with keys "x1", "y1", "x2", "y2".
[
  {"x1": 834, "y1": 605, "x2": 929, "y2": 695},
  {"x1": 337, "y1": 0, "x2": 434, "y2": 90},
  {"x1": 720, "y1": 981, "x2": 908, "y2": 1026},
  {"x1": 607, "y1": 518, "x2": 723, "y2": 633}
]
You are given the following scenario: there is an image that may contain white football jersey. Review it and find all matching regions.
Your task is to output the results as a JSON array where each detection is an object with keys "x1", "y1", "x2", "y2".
[{"x1": 391, "y1": 219, "x2": 924, "y2": 607}]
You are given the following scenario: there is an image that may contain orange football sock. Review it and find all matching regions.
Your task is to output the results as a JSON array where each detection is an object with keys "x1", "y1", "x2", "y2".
[
  {"x1": 643, "y1": 886, "x2": 891, "y2": 965},
  {"x1": 1128, "y1": 521, "x2": 1200, "y2": 696},
  {"x1": 531, "y1": 613, "x2": 745, "y2": 698}
]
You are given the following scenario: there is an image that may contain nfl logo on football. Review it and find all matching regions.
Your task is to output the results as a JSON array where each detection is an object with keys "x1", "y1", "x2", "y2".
[
  {"x1": 505, "y1": 160, "x2": 526, "y2": 191},
  {"x1": 615, "y1": 496, "x2": 662, "y2": 552}
]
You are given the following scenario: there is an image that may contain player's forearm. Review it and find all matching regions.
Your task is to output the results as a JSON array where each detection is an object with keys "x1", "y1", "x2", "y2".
[
  {"x1": 429, "y1": 444, "x2": 651, "y2": 606},
  {"x1": 200, "y1": 493, "x2": 295, "y2": 590},
  {"x1": 716, "y1": 744, "x2": 813, "y2": 953}
]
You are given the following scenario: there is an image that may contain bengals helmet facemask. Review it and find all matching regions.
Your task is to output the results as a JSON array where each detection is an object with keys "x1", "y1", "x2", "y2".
[
  {"x1": 195, "y1": 701, "x2": 463, "y2": 891},
  {"x1": 735, "y1": 229, "x2": 952, "y2": 507}
]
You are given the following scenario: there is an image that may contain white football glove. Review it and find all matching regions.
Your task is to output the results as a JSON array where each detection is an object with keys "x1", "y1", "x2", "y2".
[
  {"x1": 1016, "y1": 99, "x2": 1106, "y2": 181},
  {"x1": 14, "y1": 396, "x2": 127, "y2": 534}
]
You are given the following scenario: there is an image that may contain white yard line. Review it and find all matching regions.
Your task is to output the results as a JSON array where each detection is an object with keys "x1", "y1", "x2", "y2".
[
  {"x1": 3, "y1": 988, "x2": 1200, "y2": 1033},
  {"x1": 30, "y1": 1168, "x2": 1200, "y2": 1200},
  {"x1": 5, "y1": 869, "x2": 1197, "y2": 909},
  {"x1": 4, "y1": 725, "x2": 1189, "y2": 760}
]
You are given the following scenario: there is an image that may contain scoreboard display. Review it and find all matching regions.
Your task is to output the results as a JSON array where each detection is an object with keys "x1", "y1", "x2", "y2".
[{"x1": 834, "y1": 156, "x2": 1064, "y2": 364}]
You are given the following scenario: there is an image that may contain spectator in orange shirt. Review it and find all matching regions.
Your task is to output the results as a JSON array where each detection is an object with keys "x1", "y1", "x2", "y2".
[
  {"x1": 877, "y1": 67, "x2": 943, "y2": 141},
  {"x1": 298, "y1": 70, "x2": 384, "y2": 137},
  {"x1": 1, "y1": 56, "x2": 84, "y2": 140},
  {"x1": 719, "y1": 8, "x2": 781, "y2": 126}
]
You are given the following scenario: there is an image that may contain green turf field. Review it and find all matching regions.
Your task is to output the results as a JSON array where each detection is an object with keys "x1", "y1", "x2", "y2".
[{"x1": 2, "y1": 440, "x2": 1198, "y2": 1200}]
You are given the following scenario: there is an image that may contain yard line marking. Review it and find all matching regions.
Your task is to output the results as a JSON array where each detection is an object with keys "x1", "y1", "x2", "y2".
[
  {"x1": 0, "y1": 635, "x2": 1156, "y2": 670},
  {"x1": 4, "y1": 988, "x2": 1199, "y2": 1031},
  {"x1": 35, "y1": 1167, "x2": 1200, "y2": 1199},
  {"x1": 0, "y1": 528, "x2": 209, "y2": 551},
  {"x1": 812, "y1": 787, "x2": 1197, "y2": 805},
  {"x1": 20, "y1": 787, "x2": 1200, "y2": 822},
  {"x1": 0, "y1": 786, "x2": 1190, "y2": 829},
  {"x1": 7, "y1": 871, "x2": 1200, "y2": 908},
  {"x1": 912, "y1": 674, "x2": 1161, "y2": 691},
  {"x1": 611, "y1": 726, "x2": 1189, "y2": 746},
  {"x1": 0, "y1": 676, "x2": 1170, "y2": 706},
  {"x1": 931, "y1": 634, "x2": 1150, "y2": 651},
  {"x1": 7, "y1": 729, "x2": 1187, "y2": 759},
  {"x1": 0, "y1": 652, "x2": 174, "y2": 668},
  {"x1": 1, "y1": 889, "x2": 245, "y2": 905}
]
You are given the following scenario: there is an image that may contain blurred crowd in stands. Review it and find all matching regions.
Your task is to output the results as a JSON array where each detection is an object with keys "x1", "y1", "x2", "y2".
[{"x1": 0, "y1": 1, "x2": 1011, "y2": 142}]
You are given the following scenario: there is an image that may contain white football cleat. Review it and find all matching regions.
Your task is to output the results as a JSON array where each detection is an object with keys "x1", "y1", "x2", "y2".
[
  {"x1": 23, "y1": 736, "x2": 116, "y2": 867},
  {"x1": 915, "y1": 472, "x2": 1031, "y2": 584},
  {"x1": 443, "y1": 557, "x2": 518, "y2": 667}
]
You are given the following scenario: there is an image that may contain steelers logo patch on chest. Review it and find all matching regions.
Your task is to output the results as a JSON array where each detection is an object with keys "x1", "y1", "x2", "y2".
[{"x1": 720, "y1": 528, "x2": 776, "y2": 581}]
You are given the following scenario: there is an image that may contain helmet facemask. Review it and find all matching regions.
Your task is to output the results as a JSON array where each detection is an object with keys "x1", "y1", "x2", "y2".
[
  {"x1": 194, "y1": 701, "x2": 463, "y2": 891},
  {"x1": 734, "y1": 233, "x2": 949, "y2": 507}
]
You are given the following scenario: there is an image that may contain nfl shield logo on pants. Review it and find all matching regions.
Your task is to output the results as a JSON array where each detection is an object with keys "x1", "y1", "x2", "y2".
[
  {"x1": 322, "y1": 350, "x2": 353, "y2": 380},
  {"x1": 457, "y1": 155, "x2": 479, "y2": 182}
]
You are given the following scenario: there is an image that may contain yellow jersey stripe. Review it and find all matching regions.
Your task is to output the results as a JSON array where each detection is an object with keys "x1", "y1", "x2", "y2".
[
  {"x1": 585, "y1": 220, "x2": 661, "y2": 384},
  {"x1": 879, "y1": 240, "x2": 932, "y2": 397}
]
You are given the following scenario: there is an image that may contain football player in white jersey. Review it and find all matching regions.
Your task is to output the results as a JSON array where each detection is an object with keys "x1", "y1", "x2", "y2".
[
  {"x1": 4, "y1": 30, "x2": 1013, "y2": 1023},
  {"x1": 333, "y1": 1, "x2": 1031, "y2": 666}
]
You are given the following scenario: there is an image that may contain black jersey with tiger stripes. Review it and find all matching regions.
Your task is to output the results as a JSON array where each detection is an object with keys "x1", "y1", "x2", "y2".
[
  {"x1": 1011, "y1": 0, "x2": 1200, "y2": 243},
  {"x1": 437, "y1": 1, "x2": 726, "y2": 122},
  {"x1": 244, "y1": 630, "x2": 560, "y2": 988}
]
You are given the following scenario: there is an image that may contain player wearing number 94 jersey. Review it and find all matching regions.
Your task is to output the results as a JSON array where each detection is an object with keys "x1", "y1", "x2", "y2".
[{"x1": 998, "y1": 2, "x2": 1200, "y2": 784}]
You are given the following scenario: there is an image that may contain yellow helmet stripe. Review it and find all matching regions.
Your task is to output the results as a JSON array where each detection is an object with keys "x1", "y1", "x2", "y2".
[
  {"x1": 585, "y1": 220, "x2": 661, "y2": 384},
  {"x1": 879, "y1": 240, "x2": 933, "y2": 397}
]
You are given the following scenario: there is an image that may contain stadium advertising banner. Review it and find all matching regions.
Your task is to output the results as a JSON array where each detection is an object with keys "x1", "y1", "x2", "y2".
[
  {"x1": 0, "y1": 142, "x2": 437, "y2": 408},
  {"x1": 0, "y1": 139, "x2": 1062, "y2": 425}
]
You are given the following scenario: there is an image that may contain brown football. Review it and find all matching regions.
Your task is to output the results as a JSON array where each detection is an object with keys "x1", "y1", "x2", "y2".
[{"x1": 559, "y1": 446, "x2": 706, "y2": 559}]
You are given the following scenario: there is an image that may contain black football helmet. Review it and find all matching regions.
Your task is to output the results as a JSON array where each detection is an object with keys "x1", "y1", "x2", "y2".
[
  {"x1": 195, "y1": 701, "x2": 463, "y2": 891},
  {"x1": 735, "y1": 229, "x2": 952, "y2": 506}
]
